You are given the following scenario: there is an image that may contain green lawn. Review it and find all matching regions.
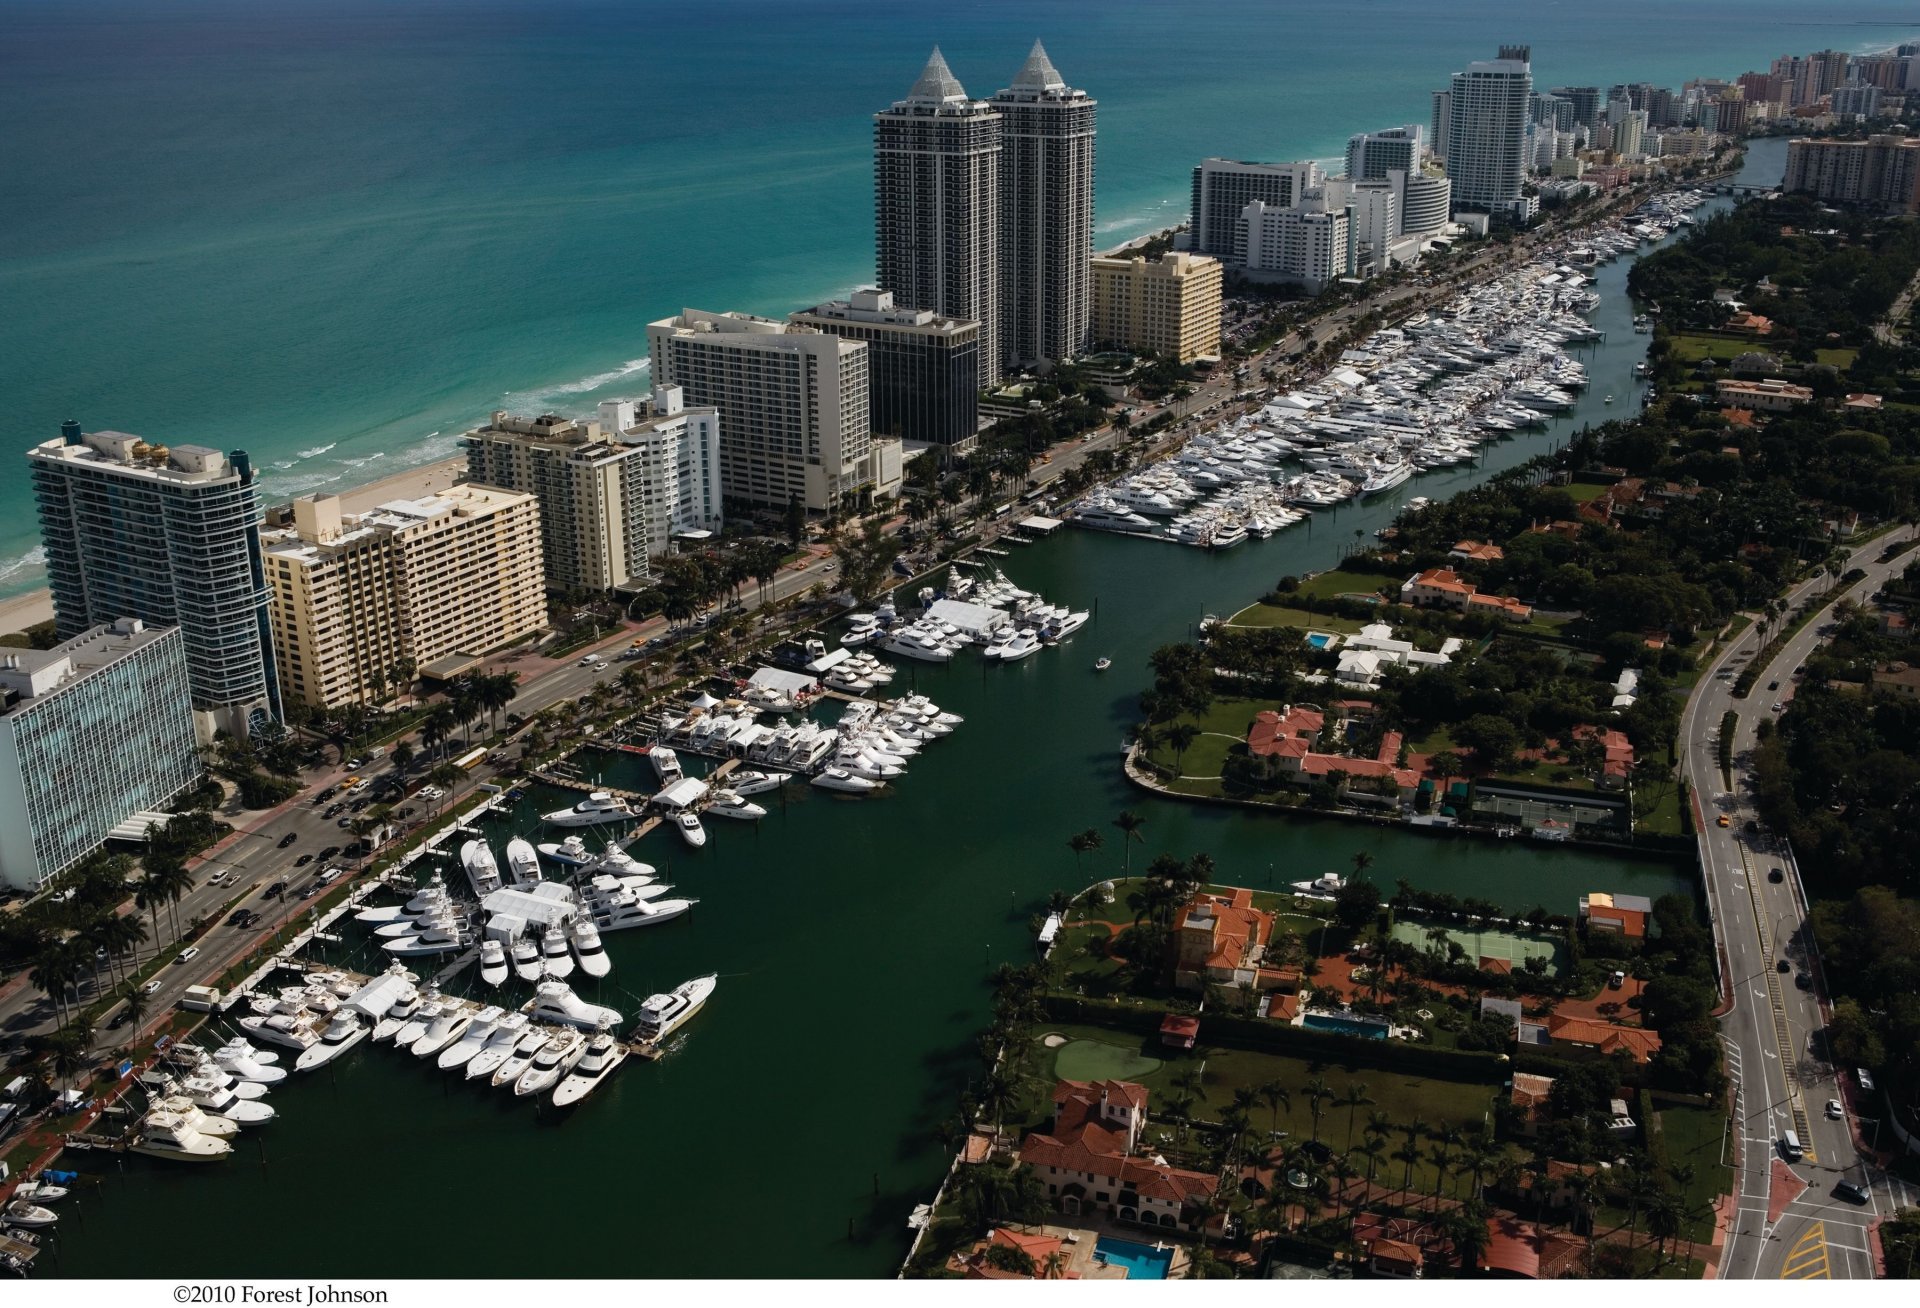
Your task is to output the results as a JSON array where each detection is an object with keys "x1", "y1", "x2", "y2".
[
  {"x1": 1814, "y1": 347, "x2": 1858, "y2": 369},
  {"x1": 1664, "y1": 331, "x2": 1748, "y2": 364},
  {"x1": 1563, "y1": 481, "x2": 1614, "y2": 505},
  {"x1": 1488, "y1": 754, "x2": 1602, "y2": 794},
  {"x1": 1635, "y1": 778, "x2": 1687, "y2": 837},
  {"x1": 1656, "y1": 1103, "x2": 1734, "y2": 1242},
  {"x1": 1295, "y1": 570, "x2": 1400, "y2": 602},
  {"x1": 1225, "y1": 602, "x2": 1368, "y2": 635},
  {"x1": 1143, "y1": 696, "x2": 1273, "y2": 779}
]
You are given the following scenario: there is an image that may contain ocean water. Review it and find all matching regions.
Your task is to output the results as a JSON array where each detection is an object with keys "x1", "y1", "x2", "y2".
[{"x1": 1, "y1": 0, "x2": 1912, "y2": 596}]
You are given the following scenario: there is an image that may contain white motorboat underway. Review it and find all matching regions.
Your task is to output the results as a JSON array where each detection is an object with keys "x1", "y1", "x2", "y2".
[
  {"x1": 505, "y1": 837, "x2": 543, "y2": 887},
  {"x1": 552, "y1": 1028, "x2": 628, "y2": 1108},
  {"x1": 479, "y1": 938, "x2": 510, "y2": 987},
  {"x1": 673, "y1": 811, "x2": 707, "y2": 848},
  {"x1": 512, "y1": 1029, "x2": 586, "y2": 1097},
  {"x1": 537, "y1": 834, "x2": 595, "y2": 867},
  {"x1": 704, "y1": 790, "x2": 766, "y2": 821},
  {"x1": 462, "y1": 1012, "x2": 531, "y2": 1082},
  {"x1": 511, "y1": 934, "x2": 544, "y2": 982},
  {"x1": 526, "y1": 980, "x2": 623, "y2": 1031},
  {"x1": 541, "y1": 923, "x2": 575, "y2": 980},
  {"x1": 725, "y1": 769, "x2": 788, "y2": 797},
  {"x1": 570, "y1": 917, "x2": 611, "y2": 979},
  {"x1": 490, "y1": 1028, "x2": 555, "y2": 1089},
  {"x1": 812, "y1": 767, "x2": 877, "y2": 794},
  {"x1": 541, "y1": 792, "x2": 637, "y2": 827},
  {"x1": 461, "y1": 840, "x2": 503, "y2": 897},
  {"x1": 409, "y1": 1003, "x2": 474, "y2": 1058},
  {"x1": 294, "y1": 1011, "x2": 368, "y2": 1072},
  {"x1": 649, "y1": 746, "x2": 685, "y2": 786},
  {"x1": 632, "y1": 974, "x2": 717, "y2": 1048},
  {"x1": 129, "y1": 1110, "x2": 232, "y2": 1163},
  {"x1": 437, "y1": 1006, "x2": 505, "y2": 1070}
]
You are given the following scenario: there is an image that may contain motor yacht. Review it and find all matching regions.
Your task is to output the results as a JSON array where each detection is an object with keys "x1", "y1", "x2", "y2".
[
  {"x1": 461, "y1": 840, "x2": 503, "y2": 897},
  {"x1": 437, "y1": 1005, "x2": 504, "y2": 1071},
  {"x1": 381, "y1": 911, "x2": 471, "y2": 957},
  {"x1": 570, "y1": 916, "x2": 611, "y2": 978},
  {"x1": 237, "y1": 1009, "x2": 322, "y2": 1057},
  {"x1": 704, "y1": 790, "x2": 766, "y2": 821},
  {"x1": 631, "y1": 974, "x2": 718, "y2": 1048},
  {"x1": 294, "y1": 1011, "x2": 368, "y2": 1072},
  {"x1": 526, "y1": 980, "x2": 624, "y2": 1031},
  {"x1": 998, "y1": 629, "x2": 1043, "y2": 662},
  {"x1": 536, "y1": 834, "x2": 596, "y2": 867},
  {"x1": 370, "y1": 984, "x2": 424, "y2": 1042},
  {"x1": 151, "y1": 1097, "x2": 237, "y2": 1139},
  {"x1": 577, "y1": 876, "x2": 695, "y2": 931},
  {"x1": 511, "y1": 934, "x2": 544, "y2": 983},
  {"x1": 212, "y1": 1041, "x2": 286, "y2": 1085},
  {"x1": 541, "y1": 922, "x2": 575, "y2": 979},
  {"x1": 541, "y1": 792, "x2": 637, "y2": 827},
  {"x1": 462, "y1": 1012, "x2": 531, "y2": 1082},
  {"x1": 648, "y1": 746, "x2": 685, "y2": 786},
  {"x1": 391, "y1": 991, "x2": 445, "y2": 1049},
  {"x1": 840, "y1": 613, "x2": 881, "y2": 646},
  {"x1": 551, "y1": 1028, "x2": 628, "y2": 1108},
  {"x1": 9, "y1": 1177, "x2": 68, "y2": 1204},
  {"x1": 136, "y1": 1071, "x2": 275, "y2": 1126},
  {"x1": 1, "y1": 1201, "x2": 58, "y2": 1230},
  {"x1": 811, "y1": 767, "x2": 877, "y2": 795},
  {"x1": 512, "y1": 1029, "x2": 586, "y2": 1097},
  {"x1": 128, "y1": 1111, "x2": 232, "y2": 1163},
  {"x1": 672, "y1": 811, "x2": 708, "y2": 848},
  {"x1": 505, "y1": 837, "x2": 542, "y2": 887},
  {"x1": 354, "y1": 873, "x2": 449, "y2": 925},
  {"x1": 409, "y1": 1002, "x2": 474, "y2": 1059},
  {"x1": 490, "y1": 1027, "x2": 556, "y2": 1089},
  {"x1": 479, "y1": 938, "x2": 510, "y2": 987},
  {"x1": 726, "y1": 769, "x2": 788, "y2": 797},
  {"x1": 878, "y1": 627, "x2": 955, "y2": 662}
]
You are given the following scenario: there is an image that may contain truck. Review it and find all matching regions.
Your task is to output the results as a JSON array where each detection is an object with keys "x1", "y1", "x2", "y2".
[
  {"x1": 366, "y1": 745, "x2": 387, "y2": 761},
  {"x1": 180, "y1": 984, "x2": 223, "y2": 1013}
]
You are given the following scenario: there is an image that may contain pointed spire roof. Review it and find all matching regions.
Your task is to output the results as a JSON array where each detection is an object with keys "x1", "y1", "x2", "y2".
[
  {"x1": 1011, "y1": 39, "x2": 1066, "y2": 92},
  {"x1": 907, "y1": 46, "x2": 969, "y2": 103}
]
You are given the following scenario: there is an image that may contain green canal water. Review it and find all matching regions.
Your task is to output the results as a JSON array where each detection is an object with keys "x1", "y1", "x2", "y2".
[{"x1": 45, "y1": 151, "x2": 1786, "y2": 1278}]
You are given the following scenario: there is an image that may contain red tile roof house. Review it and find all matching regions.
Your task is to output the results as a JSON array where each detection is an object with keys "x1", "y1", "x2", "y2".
[
  {"x1": 1571, "y1": 724, "x2": 1635, "y2": 790},
  {"x1": 1159, "y1": 1013, "x2": 1200, "y2": 1050},
  {"x1": 1546, "y1": 1014, "x2": 1662, "y2": 1062},
  {"x1": 1578, "y1": 890, "x2": 1651, "y2": 938},
  {"x1": 954, "y1": 1227, "x2": 1080, "y2": 1279},
  {"x1": 1399, "y1": 567, "x2": 1533, "y2": 620},
  {"x1": 1351, "y1": 1212, "x2": 1442, "y2": 1277},
  {"x1": 1245, "y1": 706, "x2": 1423, "y2": 805},
  {"x1": 1174, "y1": 888, "x2": 1275, "y2": 991},
  {"x1": 1449, "y1": 539, "x2": 1506, "y2": 563},
  {"x1": 1018, "y1": 1079, "x2": 1221, "y2": 1235}
]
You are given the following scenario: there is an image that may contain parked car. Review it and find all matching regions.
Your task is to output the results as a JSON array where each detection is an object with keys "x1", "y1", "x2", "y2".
[
  {"x1": 319, "y1": 846, "x2": 340, "y2": 860},
  {"x1": 299, "y1": 884, "x2": 321, "y2": 901}
]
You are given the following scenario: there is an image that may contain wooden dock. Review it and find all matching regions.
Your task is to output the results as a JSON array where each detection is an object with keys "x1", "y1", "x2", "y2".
[{"x1": 528, "y1": 770, "x2": 653, "y2": 803}]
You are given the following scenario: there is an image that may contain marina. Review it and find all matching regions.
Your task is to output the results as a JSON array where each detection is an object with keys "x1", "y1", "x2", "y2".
[{"x1": 28, "y1": 145, "x2": 1782, "y2": 1282}]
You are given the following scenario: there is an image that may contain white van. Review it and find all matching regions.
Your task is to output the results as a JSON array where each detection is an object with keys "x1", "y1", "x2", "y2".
[{"x1": 1781, "y1": 1130, "x2": 1804, "y2": 1160}]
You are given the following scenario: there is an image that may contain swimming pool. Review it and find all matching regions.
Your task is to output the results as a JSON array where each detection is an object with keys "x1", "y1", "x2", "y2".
[
  {"x1": 1094, "y1": 1236, "x2": 1174, "y2": 1279},
  {"x1": 1302, "y1": 1012, "x2": 1390, "y2": 1040},
  {"x1": 1305, "y1": 631, "x2": 1336, "y2": 650}
]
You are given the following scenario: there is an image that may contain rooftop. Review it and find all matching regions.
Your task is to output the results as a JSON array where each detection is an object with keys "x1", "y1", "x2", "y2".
[{"x1": 0, "y1": 618, "x2": 175, "y2": 710}]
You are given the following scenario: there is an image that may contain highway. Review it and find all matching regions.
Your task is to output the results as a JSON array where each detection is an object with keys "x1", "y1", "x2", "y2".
[{"x1": 1682, "y1": 529, "x2": 1916, "y2": 1279}]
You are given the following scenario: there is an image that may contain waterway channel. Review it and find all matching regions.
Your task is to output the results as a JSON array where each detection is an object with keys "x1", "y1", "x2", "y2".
[{"x1": 41, "y1": 140, "x2": 1785, "y2": 1280}]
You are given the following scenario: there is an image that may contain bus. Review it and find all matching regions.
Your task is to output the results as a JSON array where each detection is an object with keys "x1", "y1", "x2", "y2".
[{"x1": 454, "y1": 746, "x2": 488, "y2": 771}]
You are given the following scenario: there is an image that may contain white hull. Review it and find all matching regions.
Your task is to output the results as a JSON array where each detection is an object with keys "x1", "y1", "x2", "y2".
[{"x1": 552, "y1": 1042, "x2": 629, "y2": 1108}]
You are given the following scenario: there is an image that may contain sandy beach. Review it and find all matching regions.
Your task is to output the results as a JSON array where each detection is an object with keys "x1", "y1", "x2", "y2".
[{"x1": 0, "y1": 454, "x2": 470, "y2": 637}]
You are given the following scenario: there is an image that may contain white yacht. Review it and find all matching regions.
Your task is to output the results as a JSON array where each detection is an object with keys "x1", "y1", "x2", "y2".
[
  {"x1": 151, "y1": 1097, "x2": 237, "y2": 1139},
  {"x1": 1, "y1": 1200, "x2": 58, "y2": 1229},
  {"x1": 511, "y1": 934, "x2": 544, "y2": 983},
  {"x1": 540, "y1": 922, "x2": 575, "y2": 979},
  {"x1": 570, "y1": 917, "x2": 611, "y2": 979},
  {"x1": 578, "y1": 876, "x2": 696, "y2": 931},
  {"x1": 460, "y1": 840, "x2": 503, "y2": 897},
  {"x1": 704, "y1": 790, "x2": 766, "y2": 821},
  {"x1": 551, "y1": 1028, "x2": 628, "y2": 1108},
  {"x1": 354, "y1": 874, "x2": 449, "y2": 925},
  {"x1": 129, "y1": 1111, "x2": 232, "y2": 1163},
  {"x1": 409, "y1": 1003, "x2": 474, "y2": 1059},
  {"x1": 136, "y1": 1072, "x2": 275, "y2": 1127},
  {"x1": 541, "y1": 792, "x2": 637, "y2": 827},
  {"x1": 812, "y1": 767, "x2": 877, "y2": 794},
  {"x1": 998, "y1": 629, "x2": 1043, "y2": 662},
  {"x1": 462, "y1": 1012, "x2": 531, "y2": 1082},
  {"x1": 9, "y1": 1177, "x2": 68, "y2": 1204},
  {"x1": 537, "y1": 834, "x2": 596, "y2": 867},
  {"x1": 391, "y1": 992, "x2": 444, "y2": 1049},
  {"x1": 490, "y1": 1027, "x2": 556, "y2": 1089},
  {"x1": 840, "y1": 613, "x2": 882, "y2": 646},
  {"x1": 370, "y1": 985, "x2": 424, "y2": 1042},
  {"x1": 512, "y1": 1029, "x2": 586, "y2": 1097},
  {"x1": 213, "y1": 1041, "x2": 287, "y2": 1085},
  {"x1": 436, "y1": 1005, "x2": 504, "y2": 1071},
  {"x1": 649, "y1": 746, "x2": 685, "y2": 786},
  {"x1": 526, "y1": 980, "x2": 623, "y2": 1031},
  {"x1": 237, "y1": 1009, "x2": 322, "y2": 1057},
  {"x1": 479, "y1": 938, "x2": 510, "y2": 987},
  {"x1": 1072, "y1": 501, "x2": 1154, "y2": 533},
  {"x1": 631, "y1": 974, "x2": 717, "y2": 1048},
  {"x1": 505, "y1": 837, "x2": 543, "y2": 887},
  {"x1": 380, "y1": 911, "x2": 470, "y2": 957},
  {"x1": 672, "y1": 811, "x2": 707, "y2": 848},
  {"x1": 295, "y1": 1011, "x2": 368, "y2": 1072},
  {"x1": 726, "y1": 769, "x2": 788, "y2": 797},
  {"x1": 878, "y1": 627, "x2": 955, "y2": 662}
]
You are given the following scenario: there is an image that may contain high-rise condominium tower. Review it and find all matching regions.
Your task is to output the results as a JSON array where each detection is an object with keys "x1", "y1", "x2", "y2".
[
  {"x1": 991, "y1": 41, "x2": 1096, "y2": 370},
  {"x1": 1445, "y1": 46, "x2": 1533, "y2": 216},
  {"x1": 875, "y1": 49, "x2": 1002, "y2": 387}
]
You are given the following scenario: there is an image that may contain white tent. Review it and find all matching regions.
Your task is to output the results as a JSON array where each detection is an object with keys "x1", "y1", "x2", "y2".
[
  {"x1": 748, "y1": 666, "x2": 818, "y2": 697},
  {"x1": 925, "y1": 598, "x2": 1009, "y2": 641},
  {"x1": 653, "y1": 777, "x2": 709, "y2": 811},
  {"x1": 689, "y1": 691, "x2": 721, "y2": 710}
]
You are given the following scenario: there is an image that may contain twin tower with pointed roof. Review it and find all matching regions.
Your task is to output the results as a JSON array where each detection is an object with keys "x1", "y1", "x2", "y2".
[{"x1": 875, "y1": 42, "x2": 1095, "y2": 389}]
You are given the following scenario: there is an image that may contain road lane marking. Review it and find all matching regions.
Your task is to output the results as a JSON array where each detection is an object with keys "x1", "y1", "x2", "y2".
[{"x1": 1781, "y1": 1224, "x2": 1830, "y2": 1279}]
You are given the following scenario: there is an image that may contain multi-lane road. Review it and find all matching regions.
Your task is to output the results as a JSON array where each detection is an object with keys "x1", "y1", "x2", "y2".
[{"x1": 1682, "y1": 530, "x2": 1917, "y2": 1279}]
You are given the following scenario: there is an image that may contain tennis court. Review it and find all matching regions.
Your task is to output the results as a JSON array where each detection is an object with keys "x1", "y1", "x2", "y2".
[{"x1": 1390, "y1": 922, "x2": 1564, "y2": 975}]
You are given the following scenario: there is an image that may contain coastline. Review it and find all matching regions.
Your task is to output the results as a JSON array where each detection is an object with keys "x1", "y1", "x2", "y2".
[{"x1": 0, "y1": 454, "x2": 469, "y2": 637}]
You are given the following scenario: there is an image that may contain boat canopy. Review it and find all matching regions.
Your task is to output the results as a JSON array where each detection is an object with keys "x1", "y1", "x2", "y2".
[
  {"x1": 747, "y1": 666, "x2": 818, "y2": 697},
  {"x1": 924, "y1": 598, "x2": 1009, "y2": 640},
  {"x1": 805, "y1": 646, "x2": 853, "y2": 674}
]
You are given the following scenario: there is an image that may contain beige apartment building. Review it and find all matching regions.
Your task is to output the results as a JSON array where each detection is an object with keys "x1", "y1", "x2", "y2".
[
  {"x1": 263, "y1": 486, "x2": 546, "y2": 708},
  {"x1": 1089, "y1": 251, "x2": 1223, "y2": 364}
]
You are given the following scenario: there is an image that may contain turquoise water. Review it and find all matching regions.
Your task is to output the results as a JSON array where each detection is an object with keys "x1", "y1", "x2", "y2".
[
  {"x1": 1095, "y1": 1236, "x2": 1176, "y2": 1279},
  {"x1": 1302, "y1": 1014, "x2": 1392, "y2": 1040},
  {"x1": 1, "y1": 0, "x2": 1912, "y2": 595},
  {"x1": 1307, "y1": 632, "x2": 1336, "y2": 650}
]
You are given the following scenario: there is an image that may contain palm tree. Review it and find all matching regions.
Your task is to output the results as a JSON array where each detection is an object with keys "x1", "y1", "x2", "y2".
[
  {"x1": 117, "y1": 983, "x2": 151, "y2": 1042},
  {"x1": 1302, "y1": 1076, "x2": 1331, "y2": 1145},
  {"x1": 1350, "y1": 850, "x2": 1375, "y2": 879},
  {"x1": 29, "y1": 943, "x2": 81, "y2": 1027},
  {"x1": 1165, "y1": 722, "x2": 1200, "y2": 774},
  {"x1": 390, "y1": 740, "x2": 415, "y2": 775},
  {"x1": 101, "y1": 912, "x2": 148, "y2": 980},
  {"x1": 1426, "y1": 1143, "x2": 1453, "y2": 1201},
  {"x1": 1340, "y1": 1082, "x2": 1372, "y2": 1150},
  {"x1": 1066, "y1": 828, "x2": 1100, "y2": 870},
  {"x1": 1392, "y1": 1136, "x2": 1423, "y2": 1207},
  {"x1": 1259, "y1": 1080, "x2": 1291, "y2": 1139},
  {"x1": 1111, "y1": 810, "x2": 1145, "y2": 871},
  {"x1": 1355, "y1": 1137, "x2": 1384, "y2": 1188}
]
